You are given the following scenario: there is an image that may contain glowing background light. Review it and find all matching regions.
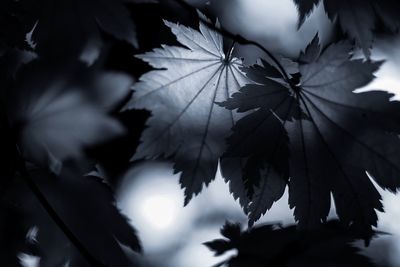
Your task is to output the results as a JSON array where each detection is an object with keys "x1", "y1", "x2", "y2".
[
  {"x1": 140, "y1": 194, "x2": 178, "y2": 230},
  {"x1": 116, "y1": 162, "x2": 196, "y2": 254},
  {"x1": 116, "y1": 161, "x2": 294, "y2": 267}
]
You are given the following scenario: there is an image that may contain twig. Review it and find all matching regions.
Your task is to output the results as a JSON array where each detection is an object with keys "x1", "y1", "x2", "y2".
[{"x1": 172, "y1": 0, "x2": 292, "y2": 84}]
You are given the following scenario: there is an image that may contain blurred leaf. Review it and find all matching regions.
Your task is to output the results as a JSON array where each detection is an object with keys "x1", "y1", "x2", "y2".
[{"x1": 8, "y1": 62, "x2": 131, "y2": 173}]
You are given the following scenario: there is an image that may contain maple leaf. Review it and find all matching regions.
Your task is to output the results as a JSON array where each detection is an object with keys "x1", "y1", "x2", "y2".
[
  {"x1": 125, "y1": 15, "x2": 251, "y2": 205},
  {"x1": 205, "y1": 220, "x2": 379, "y2": 267},
  {"x1": 8, "y1": 62, "x2": 131, "y2": 173},
  {"x1": 219, "y1": 60, "x2": 303, "y2": 225},
  {"x1": 223, "y1": 36, "x2": 400, "y2": 234},
  {"x1": 293, "y1": 0, "x2": 400, "y2": 57},
  {"x1": 287, "y1": 37, "x2": 400, "y2": 234}
]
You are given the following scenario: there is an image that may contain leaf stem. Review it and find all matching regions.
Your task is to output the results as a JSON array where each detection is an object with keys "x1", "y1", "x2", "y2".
[
  {"x1": 172, "y1": 0, "x2": 292, "y2": 84},
  {"x1": 226, "y1": 40, "x2": 236, "y2": 61}
]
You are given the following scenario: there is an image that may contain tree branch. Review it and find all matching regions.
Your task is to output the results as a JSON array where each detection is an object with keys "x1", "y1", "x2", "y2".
[
  {"x1": 15, "y1": 153, "x2": 107, "y2": 266},
  {"x1": 0, "y1": 102, "x2": 106, "y2": 267}
]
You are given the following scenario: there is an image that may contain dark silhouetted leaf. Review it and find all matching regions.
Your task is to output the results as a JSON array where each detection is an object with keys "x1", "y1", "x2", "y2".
[
  {"x1": 293, "y1": 0, "x2": 319, "y2": 26},
  {"x1": 288, "y1": 37, "x2": 400, "y2": 234},
  {"x1": 223, "y1": 36, "x2": 400, "y2": 235},
  {"x1": 293, "y1": 0, "x2": 400, "y2": 57},
  {"x1": 206, "y1": 220, "x2": 379, "y2": 267},
  {"x1": 220, "y1": 60, "x2": 302, "y2": 225}
]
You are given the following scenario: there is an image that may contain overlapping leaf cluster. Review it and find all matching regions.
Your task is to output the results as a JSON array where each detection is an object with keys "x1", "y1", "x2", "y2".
[
  {"x1": 129, "y1": 7, "x2": 400, "y2": 236},
  {"x1": 222, "y1": 37, "x2": 400, "y2": 234}
]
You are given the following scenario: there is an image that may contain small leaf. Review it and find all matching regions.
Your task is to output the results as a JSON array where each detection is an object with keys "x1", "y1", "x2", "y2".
[
  {"x1": 204, "y1": 239, "x2": 232, "y2": 256},
  {"x1": 220, "y1": 221, "x2": 241, "y2": 241}
]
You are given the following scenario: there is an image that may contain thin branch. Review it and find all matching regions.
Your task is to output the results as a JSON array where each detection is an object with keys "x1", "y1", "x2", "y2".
[
  {"x1": 0, "y1": 102, "x2": 106, "y2": 267},
  {"x1": 15, "y1": 151, "x2": 107, "y2": 266},
  {"x1": 172, "y1": 0, "x2": 292, "y2": 84}
]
